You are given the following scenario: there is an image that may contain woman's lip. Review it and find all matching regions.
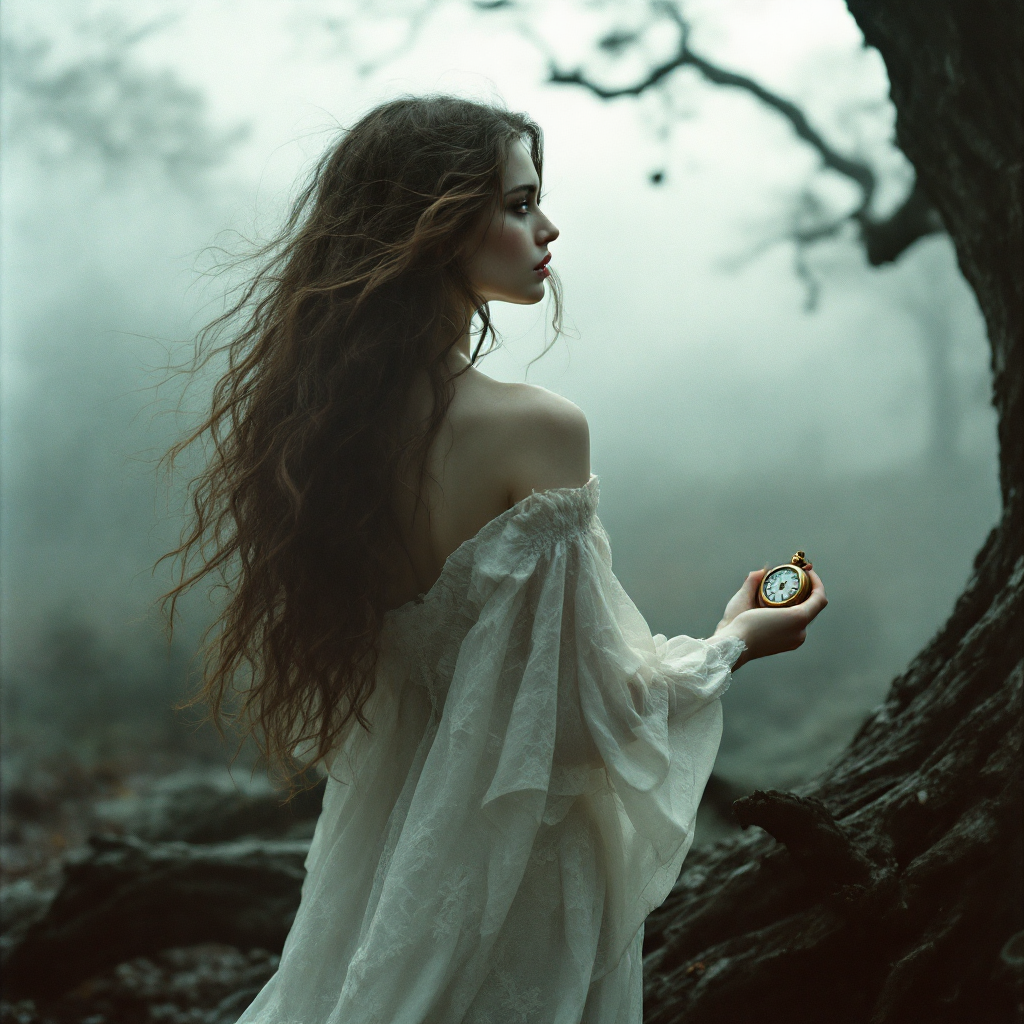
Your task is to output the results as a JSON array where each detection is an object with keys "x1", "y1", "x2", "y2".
[{"x1": 533, "y1": 253, "x2": 551, "y2": 271}]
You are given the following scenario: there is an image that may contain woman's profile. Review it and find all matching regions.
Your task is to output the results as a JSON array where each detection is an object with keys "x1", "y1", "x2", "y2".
[{"x1": 162, "y1": 95, "x2": 826, "y2": 1023}]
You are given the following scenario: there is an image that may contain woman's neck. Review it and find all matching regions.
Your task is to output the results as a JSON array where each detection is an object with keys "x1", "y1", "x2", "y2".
[{"x1": 438, "y1": 313, "x2": 476, "y2": 373}]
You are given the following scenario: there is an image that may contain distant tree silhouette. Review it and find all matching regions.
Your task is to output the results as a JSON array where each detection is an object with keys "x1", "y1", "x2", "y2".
[{"x1": 1, "y1": 17, "x2": 246, "y2": 187}]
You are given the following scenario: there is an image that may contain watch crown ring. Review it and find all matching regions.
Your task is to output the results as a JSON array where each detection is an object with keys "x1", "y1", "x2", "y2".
[{"x1": 791, "y1": 551, "x2": 812, "y2": 572}]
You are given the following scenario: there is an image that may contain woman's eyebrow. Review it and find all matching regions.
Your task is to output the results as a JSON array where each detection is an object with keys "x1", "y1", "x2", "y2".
[{"x1": 503, "y1": 183, "x2": 538, "y2": 198}]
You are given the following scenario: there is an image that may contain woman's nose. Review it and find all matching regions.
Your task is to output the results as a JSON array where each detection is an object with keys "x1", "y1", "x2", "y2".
[{"x1": 539, "y1": 218, "x2": 559, "y2": 244}]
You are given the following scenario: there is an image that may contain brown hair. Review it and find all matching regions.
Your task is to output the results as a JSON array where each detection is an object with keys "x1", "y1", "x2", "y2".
[{"x1": 161, "y1": 96, "x2": 561, "y2": 781}]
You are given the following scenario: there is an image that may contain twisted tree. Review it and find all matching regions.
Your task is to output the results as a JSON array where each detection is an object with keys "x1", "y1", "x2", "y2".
[{"x1": 637, "y1": 1, "x2": 1024, "y2": 1020}]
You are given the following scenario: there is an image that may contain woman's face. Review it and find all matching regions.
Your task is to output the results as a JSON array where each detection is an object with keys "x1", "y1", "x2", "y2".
[{"x1": 464, "y1": 138, "x2": 560, "y2": 305}]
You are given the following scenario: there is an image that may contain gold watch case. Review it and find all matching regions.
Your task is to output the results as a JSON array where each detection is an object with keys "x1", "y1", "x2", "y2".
[{"x1": 758, "y1": 551, "x2": 813, "y2": 608}]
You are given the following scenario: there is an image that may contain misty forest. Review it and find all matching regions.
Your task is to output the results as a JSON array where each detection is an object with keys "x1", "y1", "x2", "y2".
[{"x1": 1, "y1": 1, "x2": 1020, "y2": 1022}]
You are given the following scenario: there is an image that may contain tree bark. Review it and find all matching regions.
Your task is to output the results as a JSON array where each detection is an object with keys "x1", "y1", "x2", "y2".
[{"x1": 641, "y1": 1, "x2": 1024, "y2": 1021}]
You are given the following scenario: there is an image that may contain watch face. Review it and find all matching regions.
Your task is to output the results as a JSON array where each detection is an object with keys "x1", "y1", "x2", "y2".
[{"x1": 764, "y1": 566, "x2": 802, "y2": 604}]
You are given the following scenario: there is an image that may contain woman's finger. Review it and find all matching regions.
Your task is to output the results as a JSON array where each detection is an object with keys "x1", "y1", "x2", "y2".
[{"x1": 798, "y1": 570, "x2": 828, "y2": 620}]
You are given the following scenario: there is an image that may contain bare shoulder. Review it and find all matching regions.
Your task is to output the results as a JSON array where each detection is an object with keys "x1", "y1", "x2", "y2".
[
  {"x1": 499, "y1": 381, "x2": 589, "y2": 452},
  {"x1": 468, "y1": 377, "x2": 591, "y2": 503}
]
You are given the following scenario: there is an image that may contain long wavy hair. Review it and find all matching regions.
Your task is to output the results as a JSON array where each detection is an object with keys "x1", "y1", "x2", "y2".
[{"x1": 161, "y1": 96, "x2": 562, "y2": 781}]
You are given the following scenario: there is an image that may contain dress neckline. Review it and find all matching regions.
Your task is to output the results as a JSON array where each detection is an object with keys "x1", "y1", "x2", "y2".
[{"x1": 383, "y1": 474, "x2": 600, "y2": 621}]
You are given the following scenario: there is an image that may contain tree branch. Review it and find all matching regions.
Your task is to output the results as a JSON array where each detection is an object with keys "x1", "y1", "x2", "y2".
[
  {"x1": 546, "y1": 0, "x2": 943, "y2": 267},
  {"x1": 858, "y1": 179, "x2": 945, "y2": 265}
]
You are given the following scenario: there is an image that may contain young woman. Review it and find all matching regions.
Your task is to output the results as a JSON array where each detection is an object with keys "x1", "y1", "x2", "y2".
[{"x1": 164, "y1": 95, "x2": 826, "y2": 1024}]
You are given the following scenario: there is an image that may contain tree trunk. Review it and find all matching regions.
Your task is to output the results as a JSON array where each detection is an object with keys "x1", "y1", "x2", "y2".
[{"x1": 641, "y1": 2, "x2": 1024, "y2": 1021}]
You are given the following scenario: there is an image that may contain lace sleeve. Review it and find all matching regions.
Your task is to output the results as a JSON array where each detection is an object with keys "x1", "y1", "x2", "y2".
[{"x1": 471, "y1": 514, "x2": 744, "y2": 979}]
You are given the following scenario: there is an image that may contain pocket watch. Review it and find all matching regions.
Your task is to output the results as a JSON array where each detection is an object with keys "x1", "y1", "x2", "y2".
[{"x1": 758, "y1": 551, "x2": 813, "y2": 608}]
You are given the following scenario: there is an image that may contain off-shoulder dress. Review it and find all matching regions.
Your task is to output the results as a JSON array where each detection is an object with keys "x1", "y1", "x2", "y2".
[{"x1": 235, "y1": 475, "x2": 744, "y2": 1024}]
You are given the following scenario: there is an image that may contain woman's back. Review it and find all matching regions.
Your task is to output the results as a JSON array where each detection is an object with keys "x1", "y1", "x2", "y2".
[
  {"x1": 386, "y1": 364, "x2": 591, "y2": 611},
  {"x1": 167, "y1": 94, "x2": 826, "y2": 1024},
  {"x1": 241, "y1": 464, "x2": 746, "y2": 1024}
]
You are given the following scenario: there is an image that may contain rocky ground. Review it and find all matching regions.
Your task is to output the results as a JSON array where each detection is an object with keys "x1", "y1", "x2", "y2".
[
  {"x1": 0, "y1": 745, "x2": 743, "y2": 1023},
  {"x1": 1, "y1": 944, "x2": 279, "y2": 1024},
  {"x1": 0, "y1": 748, "x2": 320, "y2": 1024}
]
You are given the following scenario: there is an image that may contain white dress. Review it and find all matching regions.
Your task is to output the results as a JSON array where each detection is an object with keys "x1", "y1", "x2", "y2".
[{"x1": 236, "y1": 475, "x2": 743, "y2": 1024}]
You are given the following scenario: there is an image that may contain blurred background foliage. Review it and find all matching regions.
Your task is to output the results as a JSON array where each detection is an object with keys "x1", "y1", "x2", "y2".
[{"x1": 0, "y1": 1, "x2": 1000, "y2": 820}]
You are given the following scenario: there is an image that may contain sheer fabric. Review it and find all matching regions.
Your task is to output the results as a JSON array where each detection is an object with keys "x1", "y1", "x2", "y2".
[{"x1": 236, "y1": 475, "x2": 743, "y2": 1024}]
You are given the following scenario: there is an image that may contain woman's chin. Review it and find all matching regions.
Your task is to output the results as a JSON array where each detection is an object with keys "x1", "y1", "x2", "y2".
[
  {"x1": 520, "y1": 281, "x2": 549, "y2": 304},
  {"x1": 485, "y1": 281, "x2": 549, "y2": 306}
]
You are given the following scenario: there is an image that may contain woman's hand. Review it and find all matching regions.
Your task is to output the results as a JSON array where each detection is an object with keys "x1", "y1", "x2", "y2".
[{"x1": 713, "y1": 568, "x2": 827, "y2": 670}]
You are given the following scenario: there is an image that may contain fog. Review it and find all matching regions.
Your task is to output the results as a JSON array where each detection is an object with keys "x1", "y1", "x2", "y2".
[{"x1": 0, "y1": 0, "x2": 1000, "y2": 793}]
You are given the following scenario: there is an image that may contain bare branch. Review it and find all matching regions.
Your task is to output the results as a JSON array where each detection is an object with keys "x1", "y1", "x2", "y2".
[
  {"x1": 544, "y1": 0, "x2": 943, "y2": 267},
  {"x1": 681, "y1": 51, "x2": 876, "y2": 204},
  {"x1": 858, "y1": 180, "x2": 945, "y2": 265}
]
